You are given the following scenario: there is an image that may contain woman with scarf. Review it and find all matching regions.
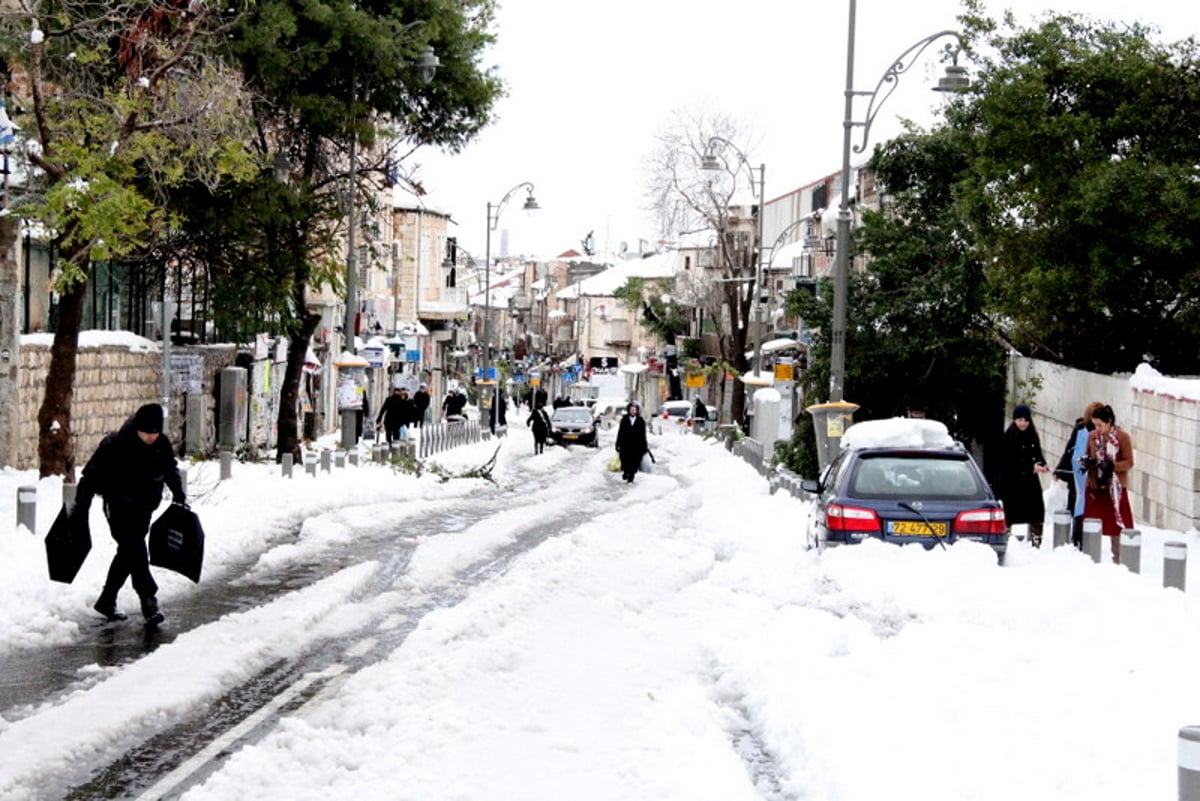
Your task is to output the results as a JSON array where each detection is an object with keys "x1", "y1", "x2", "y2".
[{"x1": 1082, "y1": 404, "x2": 1135, "y2": 564}]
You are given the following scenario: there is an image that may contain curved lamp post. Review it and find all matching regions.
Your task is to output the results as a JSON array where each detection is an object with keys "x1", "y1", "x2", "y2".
[
  {"x1": 482, "y1": 182, "x2": 540, "y2": 429},
  {"x1": 700, "y1": 136, "x2": 766, "y2": 379},
  {"x1": 830, "y1": 0, "x2": 968, "y2": 404}
]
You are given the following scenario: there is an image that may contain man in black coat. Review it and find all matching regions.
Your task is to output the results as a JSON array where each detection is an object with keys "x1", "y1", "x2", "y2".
[
  {"x1": 74, "y1": 403, "x2": 185, "y2": 625},
  {"x1": 615, "y1": 402, "x2": 650, "y2": 483},
  {"x1": 412, "y1": 383, "x2": 431, "y2": 428},
  {"x1": 376, "y1": 387, "x2": 415, "y2": 443}
]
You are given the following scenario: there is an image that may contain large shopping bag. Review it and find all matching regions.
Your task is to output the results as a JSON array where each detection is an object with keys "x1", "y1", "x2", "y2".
[
  {"x1": 45, "y1": 504, "x2": 91, "y2": 584},
  {"x1": 606, "y1": 453, "x2": 621, "y2": 472},
  {"x1": 149, "y1": 503, "x2": 205, "y2": 583}
]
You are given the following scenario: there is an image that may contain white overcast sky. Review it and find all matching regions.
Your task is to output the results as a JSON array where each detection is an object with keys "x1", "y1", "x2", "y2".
[{"x1": 413, "y1": 0, "x2": 1195, "y2": 259}]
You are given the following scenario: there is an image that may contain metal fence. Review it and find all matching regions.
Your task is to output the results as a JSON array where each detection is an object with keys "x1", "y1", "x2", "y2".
[{"x1": 417, "y1": 420, "x2": 487, "y2": 459}]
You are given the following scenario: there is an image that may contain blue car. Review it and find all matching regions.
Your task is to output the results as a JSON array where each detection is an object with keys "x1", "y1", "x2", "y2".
[{"x1": 801, "y1": 419, "x2": 1007, "y2": 561}]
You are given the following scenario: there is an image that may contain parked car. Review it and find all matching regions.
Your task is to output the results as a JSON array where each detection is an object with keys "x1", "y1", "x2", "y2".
[
  {"x1": 657, "y1": 400, "x2": 717, "y2": 433},
  {"x1": 549, "y1": 406, "x2": 600, "y2": 448},
  {"x1": 591, "y1": 397, "x2": 628, "y2": 430},
  {"x1": 801, "y1": 418, "x2": 1007, "y2": 561}
]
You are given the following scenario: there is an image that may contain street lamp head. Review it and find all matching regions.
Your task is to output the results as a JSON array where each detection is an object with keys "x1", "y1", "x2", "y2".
[
  {"x1": 522, "y1": 191, "x2": 540, "y2": 212},
  {"x1": 415, "y1": 46, "x2": 440, "y2": 84},
  {"x1": 441, "y1": 254, "x2": 455, "y2": 270},
  {"x1": 700, "y1": 151, "x2": 722, "y2": 172},
  {"x1": 934, "y1": 63, "x2": 970, "y2": 92}
]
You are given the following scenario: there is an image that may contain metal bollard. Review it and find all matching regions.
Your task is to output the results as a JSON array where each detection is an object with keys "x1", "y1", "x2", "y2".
[
  {"x1": 320, "y1": 449, "x2": 331, "y2": 473},
  {"x1": 1179, "y1": 726, "x2": 1200, "y2": 800},
  {"x1": 335, "y1": 451, "x2": 346, "y2": 469},
  {"x1": 1082, "y1": 518, "x2": 1103, "y2": 563},
  {"x1": 62, "y1": 482, "x2": 77, "y2": 506},
  {"x1": 180, "y1": 465, "x2": 188, "y2": 497},
  {"x1": 16, "y1": 485, "x2": 37, "y2": 534},
  {"x1": 349, "y1": 450, "x2": 360, "y2": 467},
  {"x1": 282, "y1": 453, "x2": 293, "y2": 478},
  {"x1": 220, "y1": 450, "x2": 233, "y2": 481},
  {"x1": 304, "y1": 451, "x2": 317, "y2": 477},
  {"x1": 1164, "y1": 541, "x2": 1188, "y2": 592},
  {"x1": 1119, "y1": 529, "x2": 1141, "y2": 573},
  {"x1": 1052, "y1": 510, "x2": 1072, "y2": 549}
]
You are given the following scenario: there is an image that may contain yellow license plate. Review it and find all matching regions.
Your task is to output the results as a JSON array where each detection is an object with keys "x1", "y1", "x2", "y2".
[
  {"x1": 564, "y1": 434, "x2": 578, "y2": 439},
  {"x1": 890, "y1": 521, "x2": 947, "y2": 537}
]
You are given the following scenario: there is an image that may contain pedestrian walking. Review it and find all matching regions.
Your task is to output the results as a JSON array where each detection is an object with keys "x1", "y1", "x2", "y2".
[
  {"x1": 1082, "y1": 404, "x2": 1135, "y2": 564},
  {"x1": 489, "y1": 389, "x2": 508, "y2": 435},
  {"x1": 1000, "y1": 404, "x2": 1050, "y2": 547},
  {"x1": 1053, "y1": 401, "x2": 1103, "y2": 548},
  {"x1": 412, "y1": 383, "x2": 431, "y2": 428},
  {"x1": 443, "y1": 387, "x2": 467, "y2": 421},
  {"x1": 73, "y1": 403, "x2": 185, "y2": 626},
  {"x1": 376, "y1": 387, "x2": 414, "y2": 443},
  {"x1": 615, "y1": 402, "x2": 649, "y2": 483},
  {"x1": 527, "y1": 404, "x2": 551, "y2": 454}
]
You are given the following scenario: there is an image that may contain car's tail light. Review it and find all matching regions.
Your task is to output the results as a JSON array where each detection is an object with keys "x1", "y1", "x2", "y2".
[
  {"x1": 954, "y1": 508, "x2": 1006, "y2": 535},
  {"x1": 686, "y1": 418, "x2": 693, "y2": 427},
  {"x1": 826, "y1": 503, "x2": 881, "y2": 533}
]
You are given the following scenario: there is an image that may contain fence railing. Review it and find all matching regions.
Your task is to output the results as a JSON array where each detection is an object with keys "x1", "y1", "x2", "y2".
[{"x1": 417, "y1": 420, "x2": 487, "y2": 459}]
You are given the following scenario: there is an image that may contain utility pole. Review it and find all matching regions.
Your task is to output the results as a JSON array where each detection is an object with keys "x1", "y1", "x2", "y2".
[{"x1": 0, "y1": 216, "x2": 20, "y2": 468}]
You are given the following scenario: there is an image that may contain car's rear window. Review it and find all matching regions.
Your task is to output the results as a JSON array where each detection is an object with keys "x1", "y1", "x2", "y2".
[
  {"x1": 662, "y1": 406, "x2": 689, "y2": 418},
  {"x1": 850, "y1": 455, "x2": 983, "y2": 498},
  {"x1": 554, "y1": 408, "x2": 593, "y2": 423}
]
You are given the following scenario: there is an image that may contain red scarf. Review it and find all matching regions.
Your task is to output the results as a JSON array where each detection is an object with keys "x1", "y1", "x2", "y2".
[{"x1": 1091, "y1": 428, "x2": 1126, "y2": 529}]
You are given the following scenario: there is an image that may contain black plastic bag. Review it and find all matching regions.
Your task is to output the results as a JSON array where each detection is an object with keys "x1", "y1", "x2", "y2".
[
  {"x1": 45, "y1": 504, "x2": 91, "y2": 584},
  {"x1": 149, "y1": 503, "x2": 205, "y2": 583}
]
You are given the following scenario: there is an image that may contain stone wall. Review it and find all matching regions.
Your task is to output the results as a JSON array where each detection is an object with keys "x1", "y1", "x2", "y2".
[
  {"x1": 1009, "y1": 355, "x2": 1200, "y2": 533},
  {"x1": 15, "y1": 341, "x2": 237, "y2": 472}
]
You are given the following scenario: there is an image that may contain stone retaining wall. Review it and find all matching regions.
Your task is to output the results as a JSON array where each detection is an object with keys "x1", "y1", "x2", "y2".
[{"x1": 15, "y1": 341, "x2": 237, "y2": 472}]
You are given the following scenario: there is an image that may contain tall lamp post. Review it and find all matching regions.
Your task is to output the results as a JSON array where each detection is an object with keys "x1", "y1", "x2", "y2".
[
  {"x1": 700, "y1": 137, "x2": 767, "y2": 379},
  {"x1": 482, "y1": 182, "x2": 540, "y2": 430},
  {"x1": 830, "y1": 1, "x2": 968, "y2": 403},
  {"x1": 339, "y1": 46, "x2": 441, "y2": 448}
]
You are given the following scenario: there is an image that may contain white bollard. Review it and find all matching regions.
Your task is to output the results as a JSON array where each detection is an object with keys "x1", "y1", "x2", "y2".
[
  {"x1": 320, "y1": 449, "x2": 331, "y2": 473},
  {"x1": 282, "y1": 453, "x2": 293, "y2": 478},
  {"x1": 304, "y1": 451, "x2": 317, "y2": 477},
  {"x1": 1164, "y1": 541, "x2": 1188, "y2": 592},
  {"x1": 1119, "y1": 529, "x2": 1141, "y2": 573},
  {"x1": 16, "y1": 485, "x2": 37, "y2": 534},
  {"x1": 335, "y1": 450, "x2": 346, "y2": 469},
  {"x1": 1082, "y1": 518, "x2": 1103, "y2": 563},
  {"x1": 62, "y1": 482, "x2": 77, "y2": 506},
  {"x1": 220, "y1": 450, "x2": 233, "y2": 481},
  {"x1": 1179, "y1": 726, "x2": 1200, "y2": 801}
]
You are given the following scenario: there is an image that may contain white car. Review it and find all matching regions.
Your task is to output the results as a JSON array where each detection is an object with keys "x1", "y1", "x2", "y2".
[{"x1": 656, "y1": 400, "x2": 716, "y2": 433}]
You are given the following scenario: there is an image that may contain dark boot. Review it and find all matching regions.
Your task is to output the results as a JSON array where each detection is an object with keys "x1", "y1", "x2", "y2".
[
  {"x1": 1030, "y1": 524, "x2": 1043, "y2": 549},
  {"x1": 141, "y1": 596, "x2": 165, "y2": 627},
  {"x1": 93, "y1": 593, "x2": 127, "y2": 622}
]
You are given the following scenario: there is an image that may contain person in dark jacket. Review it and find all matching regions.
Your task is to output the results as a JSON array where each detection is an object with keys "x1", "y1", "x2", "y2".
[
  {"x1": 376, "y1": 387, "x2": 415, "y2": 443},
  {"x1": 1001, "y1": 404, "x2": 1050, "y2": 547},
  {"x1": 527, "y1": 403, "x2": 551, "y2": 454},
  {"x1": 615, "y1": 402, "x2": 649, "y2": 483},
  {"x1": 488, "y1": 388, "x2": 508, "y2": 435},
  {"x1": 443, "y1": 387, "x2": 468, "y2": 420},
  {"x1": 74, "y1": 403, "x2": 184, "y2": 625},
  {"x1": 412, "y1": 383, "x2": 431, "y2": 428}
]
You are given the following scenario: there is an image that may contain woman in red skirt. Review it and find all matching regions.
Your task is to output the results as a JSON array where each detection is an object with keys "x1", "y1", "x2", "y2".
[{"x1": 1082, "y1": 404, "x2": 1135, "y2": 564}]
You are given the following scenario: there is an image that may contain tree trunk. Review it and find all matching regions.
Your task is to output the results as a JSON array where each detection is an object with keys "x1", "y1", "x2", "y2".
[
  {"x1": 37, "y1": 282, "x2": 86, "y2": 478},
  {"x1": 275, "y1": 301, "x2": 320, "y2": 464}
]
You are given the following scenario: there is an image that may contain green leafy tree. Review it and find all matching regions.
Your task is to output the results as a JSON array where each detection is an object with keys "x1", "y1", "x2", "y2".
[
  {"x1": 169, "y1": 0, "x2": 502, "y2": 462},
  {"x1": 0, "y1": 0, "x2": 258, "y2": 476},
  {"x1": 950, "y1": 11, "x2": 1200, "y2": 373},
  {"x1": 780, "y1": 125, "x2": 1006, "y2": 476}
]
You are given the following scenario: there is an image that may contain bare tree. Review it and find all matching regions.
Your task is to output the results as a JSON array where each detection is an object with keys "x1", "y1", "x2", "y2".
[{"x1": 642, "y1": 107, "x2": 762, "y2": 425}]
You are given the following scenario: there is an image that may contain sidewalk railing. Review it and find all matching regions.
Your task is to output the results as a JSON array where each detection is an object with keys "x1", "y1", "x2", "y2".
[{"x1": 417, "y1": 420, "x2": 487, "y2": 459}]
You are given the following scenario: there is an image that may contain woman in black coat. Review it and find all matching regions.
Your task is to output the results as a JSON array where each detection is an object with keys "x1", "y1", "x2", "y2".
[
  {"x1": 615, "y1": 402, "x2": 649, "y2": 483},
  {"x1": 1001, "y1": 404, "x2": 1051, "y2": 547},
  {"x1": 527, "y1": 404, "x2": 551, "y2": 454}
]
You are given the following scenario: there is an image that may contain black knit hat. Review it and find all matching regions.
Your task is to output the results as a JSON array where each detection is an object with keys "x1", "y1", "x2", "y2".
[
  {"x1": 1012, "y1": 404, "x2": 1032, "y2": 421},
  {"x1": 133, "y1": 403, "x2": 164, "y2": 434}
]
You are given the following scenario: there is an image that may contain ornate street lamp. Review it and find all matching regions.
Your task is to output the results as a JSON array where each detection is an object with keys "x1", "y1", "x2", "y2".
[
  {"x1": 481, "y1": 182, "x2": 540, "y2": 430},
  {"x1": 830, "y1": 2, "x2": 969, "y2": 406}
]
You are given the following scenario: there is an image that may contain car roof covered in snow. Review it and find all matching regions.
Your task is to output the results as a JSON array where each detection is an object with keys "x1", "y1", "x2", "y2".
[{"x1": 841, "y1": 418, "x2": 956, "y2": 451}]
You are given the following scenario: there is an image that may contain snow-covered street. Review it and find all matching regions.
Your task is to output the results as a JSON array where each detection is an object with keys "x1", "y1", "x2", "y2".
[{"x1": 3, "y1": 418, "x2": 1200, "y2": 800}]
